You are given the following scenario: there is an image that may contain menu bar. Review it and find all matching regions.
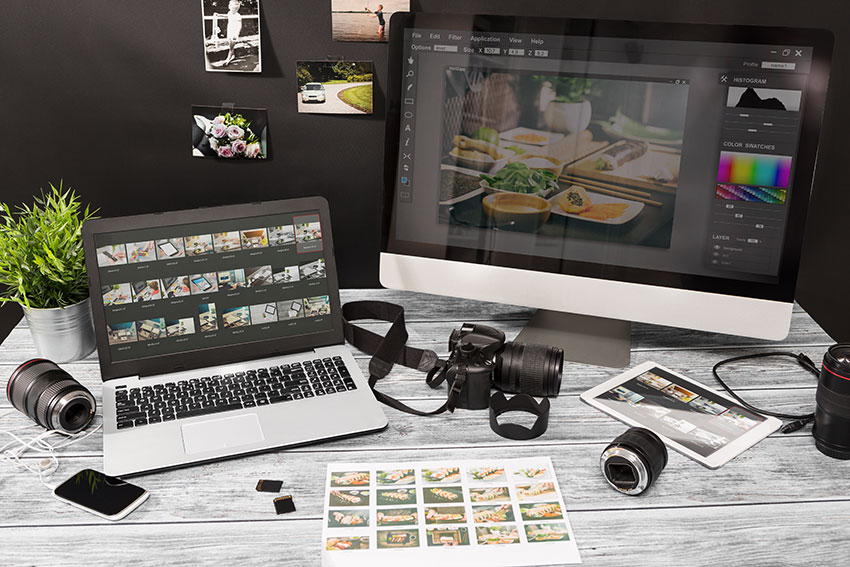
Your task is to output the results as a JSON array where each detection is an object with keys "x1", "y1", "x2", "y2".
[{"x1": 406, "y1": 29, "x2": 812, "y2": 73}]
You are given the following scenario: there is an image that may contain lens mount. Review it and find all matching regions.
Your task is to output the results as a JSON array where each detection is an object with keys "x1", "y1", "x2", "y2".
[
  {"x1": 52, "y1": 390, "x2": 96, "y2": 433},
  {"x1": 601, "y1": 446, "x2": 650, "y2": 495}
]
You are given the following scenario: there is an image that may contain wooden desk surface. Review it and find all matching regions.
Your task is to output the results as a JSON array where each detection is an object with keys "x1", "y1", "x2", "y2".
[{"x1": 1, "y1": 289, "x2": 848, "y2": 565}]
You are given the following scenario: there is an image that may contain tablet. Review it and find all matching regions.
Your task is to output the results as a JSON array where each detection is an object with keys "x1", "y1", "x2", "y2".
[
  {"x1": 580, "y1": 361, "x2": 782, "y2": 469},
  {"x1": 192, "y1": 276, "x2": 212, "y2": 291},
  {"x1": 158, "y1": 241, "x2": 179, "y2": 257}
]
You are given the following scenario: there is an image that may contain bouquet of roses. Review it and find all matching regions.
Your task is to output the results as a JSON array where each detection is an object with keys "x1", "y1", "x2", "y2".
[{"x1": 207, "y1": 113, "x2": 264, "y2": 159}]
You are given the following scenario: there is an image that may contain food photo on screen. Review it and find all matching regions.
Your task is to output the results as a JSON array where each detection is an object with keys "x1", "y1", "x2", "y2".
[
  {"x1": 192, "y1": 105, "x2": 267, "y2": 159},
  {"x1": 438, "y1": 69, "x2": 688, "y2": 248}
]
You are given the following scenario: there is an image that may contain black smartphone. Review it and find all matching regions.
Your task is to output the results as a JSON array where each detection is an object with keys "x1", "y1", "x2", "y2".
[{"x1": 53, "y1": 469, "x2": 149, "y2": 521}]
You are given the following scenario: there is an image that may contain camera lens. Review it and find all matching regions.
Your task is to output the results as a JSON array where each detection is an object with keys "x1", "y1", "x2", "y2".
[
  {"x1": 493, "y1": 341, "x2": 563, "y2": 397},
  {"x1": 600, "y1": 427, "x2": 667, "y2": 495},
  {"x1": 813, "y1": 343, "x2": 850, "y2": 459},
  {"x1": 6, "y1": 359, "x2": 95, "y2": 433}
]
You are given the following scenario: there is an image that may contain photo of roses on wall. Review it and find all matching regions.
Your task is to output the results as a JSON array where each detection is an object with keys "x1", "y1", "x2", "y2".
[{"x1": 191, "y1": 105, "x2": 268, "y2": 159}]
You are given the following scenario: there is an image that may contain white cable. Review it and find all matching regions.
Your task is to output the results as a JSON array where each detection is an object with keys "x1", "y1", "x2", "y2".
[{"x1": 0, "y1": 415, "x2": 103, "y2": 490}]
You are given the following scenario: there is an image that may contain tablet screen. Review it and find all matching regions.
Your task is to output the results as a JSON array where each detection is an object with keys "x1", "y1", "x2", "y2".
[
  {"x1": 592, "y1": 366, "x2": 766, "y2": 457},
  {"x1": 158, "y1": 242, "x2": 179, "y2": 257}
]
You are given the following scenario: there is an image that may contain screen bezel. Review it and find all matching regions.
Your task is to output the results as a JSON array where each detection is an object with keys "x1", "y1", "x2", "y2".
[
  {"x1": 382, "y1": 13, "x2": 833, "y2": 303},
  {"x1": 83, "y1": 197, "x2": 343, "y2": 382},
  {"x1": 580, "y1": 361, "x2": 782, "y2": 468}
]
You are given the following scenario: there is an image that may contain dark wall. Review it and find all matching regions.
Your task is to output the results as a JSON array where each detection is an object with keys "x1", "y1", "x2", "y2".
[{"x1": 1, "y1": 0, "x2": 848, "y2": 342}]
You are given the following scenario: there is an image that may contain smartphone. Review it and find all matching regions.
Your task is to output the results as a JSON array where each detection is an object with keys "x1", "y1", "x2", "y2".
[{"x1": 53, "y1": 469, "x2": 149, "y2": 521}]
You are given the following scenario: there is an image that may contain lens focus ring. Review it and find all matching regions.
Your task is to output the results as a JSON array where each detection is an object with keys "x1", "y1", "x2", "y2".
[
  {"x1": 517, "y1": 343, "x2": 548, "y2": 395},
  {"x1": 8, "y1": 360, "x2": 54, "y2": 412}
]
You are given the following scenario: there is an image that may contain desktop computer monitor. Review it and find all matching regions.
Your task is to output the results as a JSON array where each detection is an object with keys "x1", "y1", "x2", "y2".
[{"x1": 380, "y1": 13, "x2": 833, "y2": 367}]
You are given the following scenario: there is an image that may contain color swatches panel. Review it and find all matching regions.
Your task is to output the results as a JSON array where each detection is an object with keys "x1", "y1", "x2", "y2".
[
  {"x1": 717, "y1": 152, "x2": 792, "y2": 189},
  {"x1": 715, "y1": 184, "x2": 787, "y2": 204}
]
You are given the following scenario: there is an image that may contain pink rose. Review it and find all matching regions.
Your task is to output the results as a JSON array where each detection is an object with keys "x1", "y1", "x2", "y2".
[
  {"x1": 232, "y1": 139, "x2": 247, "y2": 154},
  {"x1": 245, "y1": 142, "x2": 261, "y2": 158},
  {"x1": 226, "y1": 125, "x2": 244, "y2": 139},
  {"x1": 213, "y1": 115, "x2": 226, "y2": 124},
  {"x1": 209, "y1": 137, "x2": 219, "y2": 150},
  {"x1": 210, "y1": 123, "x2": 227, "y2": 138},
  {"x1": 217, "y1": 144, "x2": 234, "y2": 158}
]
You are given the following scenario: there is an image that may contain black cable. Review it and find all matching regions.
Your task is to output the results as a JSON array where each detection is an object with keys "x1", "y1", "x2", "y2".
[{"x1": 711, "y1": 351, "x2": 818, "y2": 433}]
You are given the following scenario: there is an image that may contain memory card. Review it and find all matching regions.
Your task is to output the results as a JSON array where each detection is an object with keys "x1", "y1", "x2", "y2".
[
  {"x1": 256, "y1": 479, "x2": 283, "y2": 493},
  {"x1": 274, "y1": 495, "x2": 296, "y2": 515}
]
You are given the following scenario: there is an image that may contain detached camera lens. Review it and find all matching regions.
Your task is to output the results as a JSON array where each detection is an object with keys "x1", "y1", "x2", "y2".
[
  {"x1": 494, "y1": 342, "x2": 563, "y2": 397},
  {"x1": 601, "y1": 427, "x2": 667, "y2": 496},
  {"x1": 6, "y1": 359, "x2": 95, "y2": 433},
  {"x1": 813, "y1": 344, "x2": 850, "y2": 459}
]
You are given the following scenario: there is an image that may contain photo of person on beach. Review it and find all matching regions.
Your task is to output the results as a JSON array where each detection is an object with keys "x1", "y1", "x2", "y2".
[
  {"x1": 331, "y1": 0, "x2": 408, "y2": 42},
  {"x1": 365, "y1": 4, "x2": 385, "y2": 35}
]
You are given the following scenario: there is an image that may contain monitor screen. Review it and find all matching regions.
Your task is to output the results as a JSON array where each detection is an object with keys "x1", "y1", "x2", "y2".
[
  {"x1": 383, "y1": 15, "x2": 832, "y2": 303},
  {"x1": 92, "y1": 210, "x2": 332, "y2": 363}
]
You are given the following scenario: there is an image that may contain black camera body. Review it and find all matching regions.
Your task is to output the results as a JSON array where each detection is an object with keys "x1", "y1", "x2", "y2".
[{"x1": 443, "y1": 323, "x2": 563, "y2": 410}]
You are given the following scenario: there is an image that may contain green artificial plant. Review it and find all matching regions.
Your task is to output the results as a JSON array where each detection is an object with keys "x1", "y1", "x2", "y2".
[{"x1": 0, "y1": 182, "x2": 98, "y2": 310}]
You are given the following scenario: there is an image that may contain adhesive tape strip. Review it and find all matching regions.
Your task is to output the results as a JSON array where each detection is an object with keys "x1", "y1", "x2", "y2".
[{"x1": 488, "y1": 392, "x2": 550, "y2": 440}]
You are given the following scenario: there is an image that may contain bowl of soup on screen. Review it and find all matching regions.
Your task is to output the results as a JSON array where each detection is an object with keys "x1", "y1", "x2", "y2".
[{"x1": 481, "y1": 193, "x2": 552, "y2": 231}]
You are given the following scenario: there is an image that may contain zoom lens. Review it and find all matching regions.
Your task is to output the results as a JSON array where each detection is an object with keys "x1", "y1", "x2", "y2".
[
  {"x1": 6, "y1": 359, "x2": 95, "y2": 433},
  {"x1": 601, "y1": 428, "x2": 668, "y2": 496},
  {"x1": 493, "y1": 341, "x2": 563, "y2": 398},
  {"x1": 813, "y1": 344, "x2": 850, "y2": 460}
]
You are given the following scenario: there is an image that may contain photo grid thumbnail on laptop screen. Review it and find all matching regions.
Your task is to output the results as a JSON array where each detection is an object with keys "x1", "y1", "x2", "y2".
[
  {"x1": 592, "y1": 366, "x2": 767, "y2": 457},
  {"x1": 93, "y1": 211, "x2": 332, "y2": 362}
]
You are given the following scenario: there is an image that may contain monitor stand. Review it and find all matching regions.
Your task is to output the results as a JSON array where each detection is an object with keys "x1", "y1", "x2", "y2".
[{"x1": 514, "y1": 310, "x2": 631, "y2": 368}]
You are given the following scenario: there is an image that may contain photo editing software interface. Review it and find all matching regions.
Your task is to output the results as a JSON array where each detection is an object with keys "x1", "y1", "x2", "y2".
[
  {"x1": 94, "y1": 211, "x2": 331, "y2": 362},
  {"x1": 594, "y1": 367, "x2": 766, "y2": 457},
  {"x1": 394, "y1": 28, "x2": 816, "y2": 283}
]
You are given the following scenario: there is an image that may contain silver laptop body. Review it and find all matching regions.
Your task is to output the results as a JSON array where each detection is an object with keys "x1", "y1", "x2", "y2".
[{"x1": 82, "y1": 198, "x2": 387, "y2": 476}]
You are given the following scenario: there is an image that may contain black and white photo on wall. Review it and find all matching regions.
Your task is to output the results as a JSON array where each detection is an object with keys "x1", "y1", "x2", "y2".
[
  {"x1": 296, "y1": 61, "x2": 374, "y2": 115},
  {"x1": 192, "y1": 105, "x2": 268, "y2": 159},
  {"x1": 201, "y1": 0, "x2": 262, "y2": 72},
  {"x1": 330, "y1": 0, "x2": 409, "y2": 43}
]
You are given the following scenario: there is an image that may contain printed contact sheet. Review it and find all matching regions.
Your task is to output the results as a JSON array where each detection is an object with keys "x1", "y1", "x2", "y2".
[{"x1": 321, "y1": 457, "x2": 581, "y2": 566}]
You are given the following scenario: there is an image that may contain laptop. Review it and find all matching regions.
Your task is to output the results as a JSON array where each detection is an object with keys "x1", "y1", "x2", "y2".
[{"x1": 82, "y1": 197, "x2": 388, "y2": 476}]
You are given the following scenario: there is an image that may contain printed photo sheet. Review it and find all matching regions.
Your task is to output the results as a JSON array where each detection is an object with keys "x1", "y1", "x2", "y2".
[{"x1": 321, "y1": 456, "x2": 581, "y2": 566}]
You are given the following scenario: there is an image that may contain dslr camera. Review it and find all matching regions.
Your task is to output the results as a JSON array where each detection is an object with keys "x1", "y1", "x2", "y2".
[{"x1": 435, "y1": 323, "x2": 564, "y2": 410}]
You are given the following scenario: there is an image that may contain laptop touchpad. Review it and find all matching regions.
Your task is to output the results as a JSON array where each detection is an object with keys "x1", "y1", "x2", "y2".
[{"x1": 181, "y1": 414, "x2": 265, "y2": 455}]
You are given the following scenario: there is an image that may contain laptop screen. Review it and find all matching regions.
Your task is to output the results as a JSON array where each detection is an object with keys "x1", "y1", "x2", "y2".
[{"x1": 93, "y1": 210, "x2": 333, "y2": 363}]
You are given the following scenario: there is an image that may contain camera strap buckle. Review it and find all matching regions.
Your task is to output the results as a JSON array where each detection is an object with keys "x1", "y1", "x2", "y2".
[
  {"x1": 343, "y1": 300, "x2": 451, "y2": 417},
  {"x1": 446, "y1": 366, "x2": 468, "y2": 413}
]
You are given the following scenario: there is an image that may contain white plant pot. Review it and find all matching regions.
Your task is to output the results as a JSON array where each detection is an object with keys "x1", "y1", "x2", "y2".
[
  {"x1": 22, "y1": 297, "x2": 97, "y2": 363},
  {"x1": 543, "y1": 99, "x2": 592, "y2": 134}
]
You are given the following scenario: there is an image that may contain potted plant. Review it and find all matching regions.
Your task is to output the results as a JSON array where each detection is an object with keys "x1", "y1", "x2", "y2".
[
  {"x1": 540, "y1": 77, "x2": 598, "y2": 134},
  {"x1": 0, "y1": 182, "x2": 99, "y2": 362}
]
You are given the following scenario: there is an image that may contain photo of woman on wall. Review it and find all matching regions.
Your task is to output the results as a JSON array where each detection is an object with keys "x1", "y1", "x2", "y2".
[{"x1": 202, "y1": 0, "x2": 262, "y2": 72}]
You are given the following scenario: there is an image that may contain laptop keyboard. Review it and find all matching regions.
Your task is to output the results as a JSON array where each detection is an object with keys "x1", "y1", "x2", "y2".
[{"x1": 113, "y1": 356, "x2": 356, "y2": 429}]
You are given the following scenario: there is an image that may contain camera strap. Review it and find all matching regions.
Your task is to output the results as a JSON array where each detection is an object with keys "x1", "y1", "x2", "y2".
[{"x1": 342, "y1": 301, "x2": 463, "y2": 416}]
